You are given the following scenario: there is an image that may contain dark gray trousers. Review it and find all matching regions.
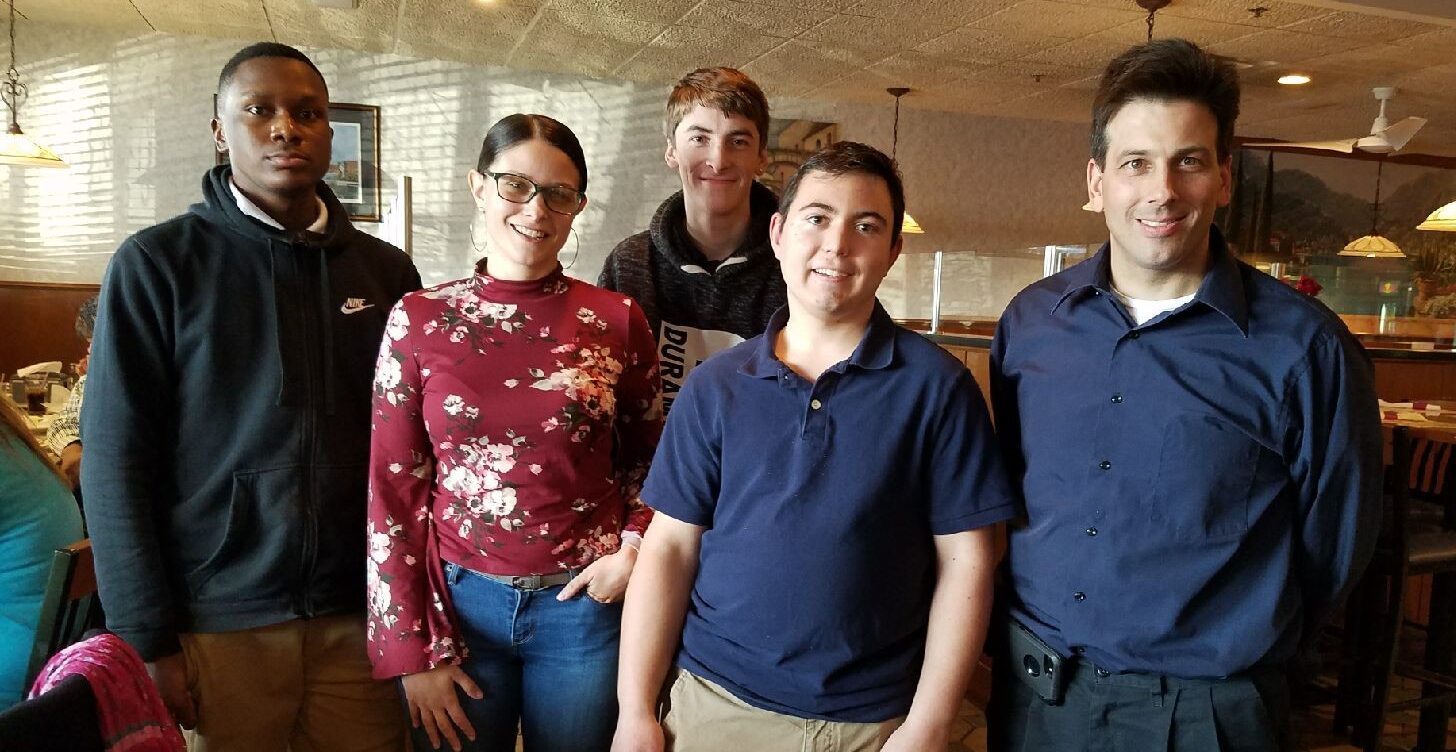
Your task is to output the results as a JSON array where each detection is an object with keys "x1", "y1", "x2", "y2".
[{"x1": 987, "y1": 656, "x2": 1291, "y2": 752}]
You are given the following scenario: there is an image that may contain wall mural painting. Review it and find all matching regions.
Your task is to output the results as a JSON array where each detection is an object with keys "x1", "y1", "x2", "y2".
[{"x1": 1221, "y1": 146, "x2": 1456, "y2": 319}]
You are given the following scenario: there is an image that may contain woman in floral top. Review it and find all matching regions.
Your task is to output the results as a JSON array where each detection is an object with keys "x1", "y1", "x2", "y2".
[{"x1": 367, "y1": 114, "x2": 663, "y2": 752}]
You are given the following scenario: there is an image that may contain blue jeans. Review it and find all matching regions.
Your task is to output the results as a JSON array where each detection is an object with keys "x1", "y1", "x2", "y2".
[{"x1": 410, "y1": 560, "x2": 622, "y2": 752}]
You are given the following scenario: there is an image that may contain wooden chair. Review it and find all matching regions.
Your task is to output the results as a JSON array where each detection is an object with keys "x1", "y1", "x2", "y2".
[
  {"x1": 23, "y1": 539, "x2": 100, "y2": 691},
  {"x1": 1337, "y1": 428, "x2": 1456, "y2": 751}
]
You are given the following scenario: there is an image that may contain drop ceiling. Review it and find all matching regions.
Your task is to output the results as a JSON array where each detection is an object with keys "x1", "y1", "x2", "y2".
[{"x1": 13, "y1": 0, "x2": 1456, "y2": 154}]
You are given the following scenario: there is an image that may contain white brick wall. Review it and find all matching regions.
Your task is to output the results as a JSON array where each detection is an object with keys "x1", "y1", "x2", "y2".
[{"x1": 2, "y1": 20, "x2": 1108, "y2": 320}]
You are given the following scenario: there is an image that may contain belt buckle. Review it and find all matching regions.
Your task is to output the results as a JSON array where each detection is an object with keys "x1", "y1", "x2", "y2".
[{"x1": 511, "y1": 575, "x2": 544, "y2": 590}]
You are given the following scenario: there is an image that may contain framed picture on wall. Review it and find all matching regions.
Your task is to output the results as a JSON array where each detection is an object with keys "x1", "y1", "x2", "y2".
[
  {"x1": 212, "y1": 101, "x2": 383, "y2": 223},
  {"x1": 326, "y1": 103, "x2": 382, "y2": 222}
]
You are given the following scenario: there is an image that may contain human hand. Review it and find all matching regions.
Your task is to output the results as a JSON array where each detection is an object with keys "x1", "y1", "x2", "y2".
[
  {"x1": 879, "y1": 717, "x2": 950, "y2": 752},
  {"x1": 401, "y1": 664, "x2": 484, "y2": 752},
  {"x1": 59, "y1": 443, "x2": 82, "y2": 489},
  {"x1": 609, "y1": 711, "x2": 664, "y2": 752},
  {"x1": 145, "y1": 653, "x2": 197, "y2": 729},
  {"x1": 558, "y1": 546, "x2": 638, "y2": 603}
]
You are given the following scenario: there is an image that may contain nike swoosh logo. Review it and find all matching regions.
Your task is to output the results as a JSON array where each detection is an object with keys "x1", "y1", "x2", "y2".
[{"x1": 340, "y1": 302, "x2": 376, "y2": 314}]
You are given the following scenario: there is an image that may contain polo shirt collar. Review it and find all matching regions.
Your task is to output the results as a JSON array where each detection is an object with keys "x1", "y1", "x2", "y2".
[
  {"x1": 1051, "y1": 226, "x2": 1249, "y2": 336},
  {"x1": 741, "y1": 302, "x2": 898, "y2": 379}
]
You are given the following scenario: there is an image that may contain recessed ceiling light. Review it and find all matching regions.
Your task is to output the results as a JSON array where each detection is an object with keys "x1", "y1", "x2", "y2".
[{"x1": 1278, "y1": 74, "x2": 1311, "y2": 86}]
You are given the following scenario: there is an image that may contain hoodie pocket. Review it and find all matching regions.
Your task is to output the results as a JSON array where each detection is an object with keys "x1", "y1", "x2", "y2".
[{"x1": 185, "y1": 466, "x2": 304, "y2": 604}]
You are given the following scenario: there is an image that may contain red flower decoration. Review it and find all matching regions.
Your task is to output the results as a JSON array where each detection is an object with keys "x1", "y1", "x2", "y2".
[{"x1": 1294, "y1": 275, "x2": 1322, "y2": 296}]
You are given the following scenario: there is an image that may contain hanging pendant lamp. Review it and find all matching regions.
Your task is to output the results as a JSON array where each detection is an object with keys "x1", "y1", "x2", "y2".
[
  {"x1": 886, "y1": 87, "x2": 924, "y2": 235},
  {"x1": 0, "y1": 0, "x2": 65, "y2": 168},
  {"x1": 1417, "y1": 200, "x2": 1456, "y2": 233},
  {"x1": 1340, "y1": 160, "x2": 1403, "y2": 258}
]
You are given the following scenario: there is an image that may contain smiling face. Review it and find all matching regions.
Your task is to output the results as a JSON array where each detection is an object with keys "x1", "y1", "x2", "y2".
[
  {"x1": 1087, "y1": 98, "x2": 1232, "y2": 294},
  {"x1": 666, "y1": 104, "x2": 769, "y2": 218},
  {"x1": 469, "y1": 137, "x2": 587, "y2": 281},
  {"x1": 770, "y1": 171, "x2": 903, "y2": 325},
  {"x1": 212, "y1": 56, "x2": 332, "y2": 206}
]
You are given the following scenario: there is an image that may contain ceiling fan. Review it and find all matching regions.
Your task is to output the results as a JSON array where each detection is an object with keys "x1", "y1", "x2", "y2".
[{"x1": 1245, "y1": 86, "x2": 1427, "y2": 155}]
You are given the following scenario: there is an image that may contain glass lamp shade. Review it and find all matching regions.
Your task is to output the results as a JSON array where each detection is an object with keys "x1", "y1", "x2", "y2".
[{"x1": 1339, "y1": 234, "x2": 1405, "y2": 258}]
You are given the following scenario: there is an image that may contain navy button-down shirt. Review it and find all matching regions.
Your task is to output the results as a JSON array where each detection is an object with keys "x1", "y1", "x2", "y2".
[
  {"x1": 991, "y1": 229, "x2": 1382, "y2": 678},
  {"x1": 644, "y1": 304, "x2": 1016, "y2": 722}
]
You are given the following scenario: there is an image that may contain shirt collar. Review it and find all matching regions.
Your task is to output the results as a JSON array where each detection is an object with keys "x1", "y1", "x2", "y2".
[
  {"x1": 740, "y1": 302, "x2": 898, "y2": 379},
  {"x1": 1051, "y1": 226, "x2": 1248, "y2": 336},
  {"x1": 229, "y1": 178, "x2": 329, "y2": 234}
]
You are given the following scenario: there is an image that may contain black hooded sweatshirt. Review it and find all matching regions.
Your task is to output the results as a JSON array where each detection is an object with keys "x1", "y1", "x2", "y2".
[
  {"x1": 598, "y1": 181, "x2": 786, "y2": 411},
  {"x1": 81, "y1": 166, "x2": 421, "y2": 661}
]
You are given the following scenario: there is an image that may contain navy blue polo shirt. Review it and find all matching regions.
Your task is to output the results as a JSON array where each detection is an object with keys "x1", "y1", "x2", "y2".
[
  {"x1": 991, "y1": 228, "x2": 1383, "y2": 679},
  {"x1": 643, "y1": 304, "x2": 1015, "y2": 723}
]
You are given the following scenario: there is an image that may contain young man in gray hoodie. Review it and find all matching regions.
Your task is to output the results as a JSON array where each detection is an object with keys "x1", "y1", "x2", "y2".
[{"x1": 598, "y1": 67, "x2": 786, "y2": 412}]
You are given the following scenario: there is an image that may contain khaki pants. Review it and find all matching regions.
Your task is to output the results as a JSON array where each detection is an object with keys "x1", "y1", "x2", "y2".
[
  {"x1": 179, "y1": 614, "x2": 406, "y2": 752},
  {"x1": 661, "y1": 669, "x2": 903, "y2": 752}
]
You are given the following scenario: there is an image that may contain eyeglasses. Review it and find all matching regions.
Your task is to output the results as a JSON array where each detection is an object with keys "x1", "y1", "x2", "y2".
[{"x1": 482, "y1": 171, "x2": 586, "y2": 216}]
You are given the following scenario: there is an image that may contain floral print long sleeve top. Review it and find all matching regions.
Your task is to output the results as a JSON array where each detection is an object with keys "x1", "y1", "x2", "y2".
[{"x1": 366, "y1": 267, "x2": 663, "y2": 678}]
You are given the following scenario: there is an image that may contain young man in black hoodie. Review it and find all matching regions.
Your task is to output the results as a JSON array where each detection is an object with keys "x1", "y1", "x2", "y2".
[
  {"x1": 82, "y1": 43, "x2": 420, "y2": 751},
  {"x1": 598, "y1": 67, "x2": 786, "y2": 412}
]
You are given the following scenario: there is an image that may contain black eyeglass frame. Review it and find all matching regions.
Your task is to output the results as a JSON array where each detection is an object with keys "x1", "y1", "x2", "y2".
[{"x1": 482, "y1": 171, "x2": 586, "y2": 216}]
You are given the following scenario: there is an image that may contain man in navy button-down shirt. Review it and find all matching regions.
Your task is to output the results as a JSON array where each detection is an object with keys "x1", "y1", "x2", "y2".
[
  {"x1": 989, "y1": 38, "x2": 1382, "y2": 751},
  {"x1": 612, "y1": 142, "x2": 1016, "y2": 752}
]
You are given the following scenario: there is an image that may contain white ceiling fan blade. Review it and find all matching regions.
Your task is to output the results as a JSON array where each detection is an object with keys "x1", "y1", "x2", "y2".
[
  {"x1": 1374, "y1": 116, "x2": 1427, "y2": 151},
  {"x1": 1243, "y1": 139, "x2": 1359, "y2": 153}
]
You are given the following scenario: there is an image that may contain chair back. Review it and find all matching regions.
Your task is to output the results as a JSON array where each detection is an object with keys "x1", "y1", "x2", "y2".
[
  {"x1": 1408, "y1": 431, "x2": 1456, "y2": 525},
  {"x1": 24, "y1": 539, "x2": 99, "y2": 689}
]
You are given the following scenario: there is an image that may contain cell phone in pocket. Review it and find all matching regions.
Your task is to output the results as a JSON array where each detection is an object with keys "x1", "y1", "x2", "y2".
[{"x1": 1006, "y1": 619, "x2": 1066, "y2": 705}]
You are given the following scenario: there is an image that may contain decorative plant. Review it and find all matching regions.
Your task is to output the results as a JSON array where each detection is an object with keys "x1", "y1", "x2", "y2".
[{"x1": 1406, "y1": 242, "x2": 1455, "y2": 284}]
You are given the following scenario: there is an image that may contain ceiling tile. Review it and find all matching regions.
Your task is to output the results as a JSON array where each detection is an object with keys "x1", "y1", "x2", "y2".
[
  {"x1": 841, "y1": 0, "x2": 1005, "y2": 26},
  {"x1": 547, "y1": 0, "x2": 701, "y2": 24},
  {"x1": 1122, "y1": 15, "x2": 1263, "y2": 46},
  {"x1": 15, "y1": 0, "x2": 152, "y2": 31},
  {"x1": 969, "y1": 0, "x2": 1145, "y2": 41},
  {"x1": 741, "y1": 39, "x2": 855, "y2": 97},
  {"x1": 396, "y1": 1, "x2": 541, "y2": 65},
  {"x1": 512, "y1": 10, "x2": 665, "y2": 77},
  {"x1": 1277, "y1": 11, "x2": 1441, "y2": 43},
  {"x1": 614, "y1": 23, "x2": 782, "y2": 77},
  {"x1": 1206, "y1": 28, "x2": 1364, "y2": 65},
  {"x1": 675, "y1": 0, "x2": 821, "y2": 38},
  {"x1": 867, "y1": 52, "x2": 992, "y2": 90},
  {"x1": 914, "y1": 25, "x2": 1059, "y2": 65},
  {"x1": 1017, "y1": 25, "x2": 1144, "y2": 69},
  {"x1": 131, "y1": 0, "x2": 268, "y2": 32},
  {"x1": 733, "y1": 0, "x2": 860, "y2": 11},
  {"x1": 1156, "y1": 0, "x2": 1327, "y2": 26},
  {"x1": 799, "y1": 12, "x2": 944, "y2": 52}
]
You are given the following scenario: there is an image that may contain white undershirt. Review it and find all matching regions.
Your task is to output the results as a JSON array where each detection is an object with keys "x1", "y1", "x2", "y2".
[
  {"x1": 1112, "y1": 286, "x2": 1195, "y2": 327},
  {"x1": 229, "y1": 179, "x2": 329, "y2": 233}
]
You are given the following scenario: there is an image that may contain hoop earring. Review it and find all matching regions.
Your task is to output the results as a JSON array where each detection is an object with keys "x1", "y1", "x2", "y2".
[
  {"x1": 561, "y1": 229, "x2": 580, "y2": 271},
  {"x1": 468, "y1": 208, "x2": 488, "y2": 262}
]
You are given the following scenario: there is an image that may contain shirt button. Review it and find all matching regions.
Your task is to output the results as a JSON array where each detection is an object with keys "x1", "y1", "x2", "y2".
[
  {"x1": 1098, "y1": 460, "x2": 1112, "y2": 470},
  {"x1": 1072, "y1": 646, "x2": 1086, "y2": 655},
  {"x1": 1110, "y1": 394, "x2": 1123, "y2": 404},
  {"x1": 810, "y1": 399, "x2": 822, "y2": 410},
  {"x1": 1073, "y1": 591, "x2": 1086, "y2": 602},
  {"x1": 1128, "y1": 331, "x2": 1141, "y2": 339},
  {"x1": 1085, "y1": 527, "x2": 1098, "y2": 537}
]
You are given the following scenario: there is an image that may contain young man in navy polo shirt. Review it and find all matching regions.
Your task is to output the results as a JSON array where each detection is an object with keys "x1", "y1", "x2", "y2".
[
  {"x1": 611, "y1": 141, "x2": 1015, "y2": 752},
  {"x1": 989, "y1": 38, "x2": 1382, "y2": 750}
]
